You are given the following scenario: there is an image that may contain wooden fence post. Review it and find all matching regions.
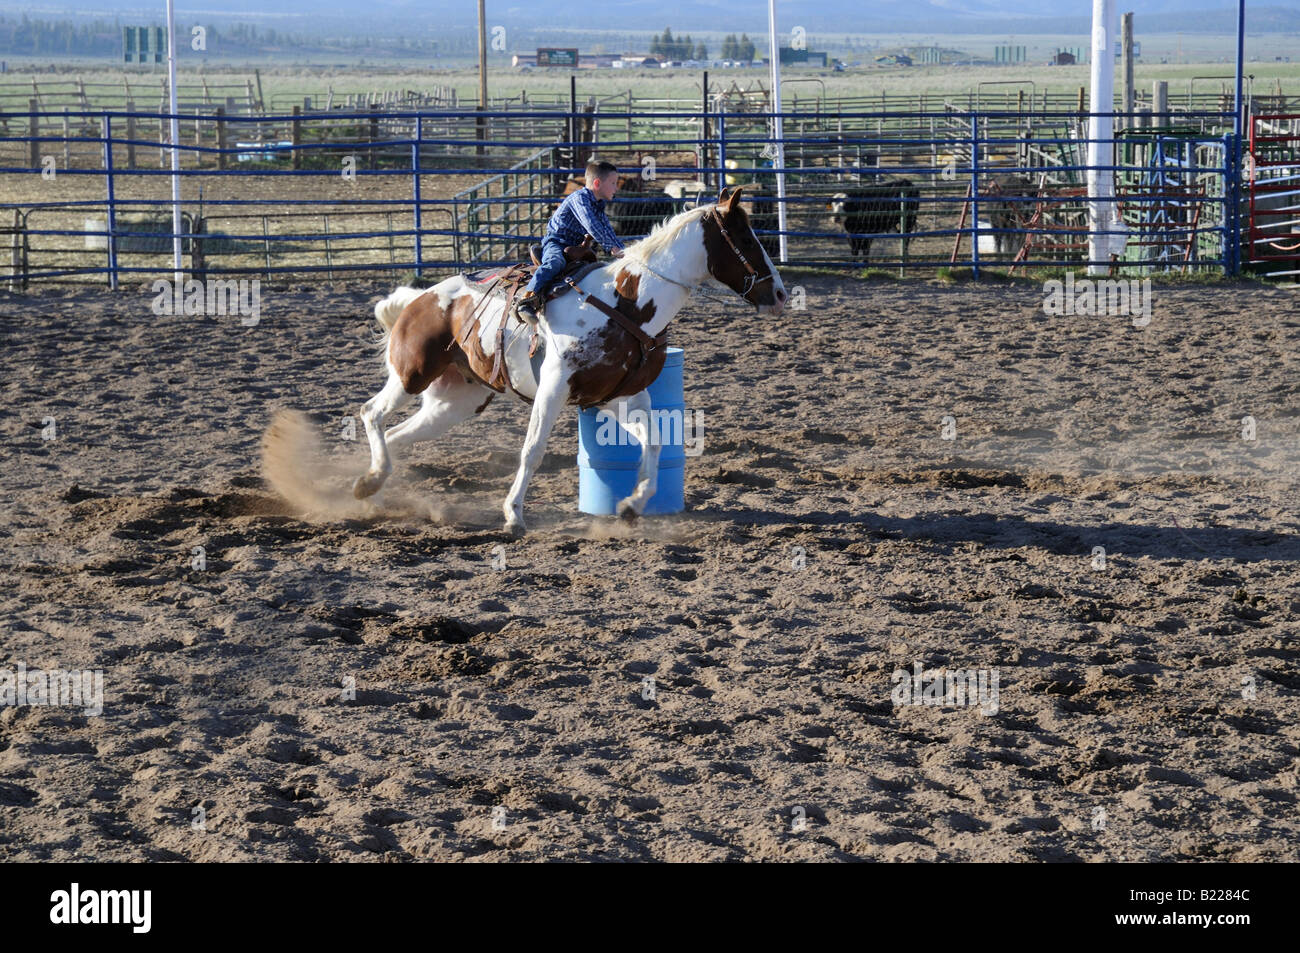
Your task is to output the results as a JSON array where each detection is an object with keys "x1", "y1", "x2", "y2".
[
  {"x1": 215, "y1": 106, "x2": 226, "y2": 170},
  {"x1": 10, "y1": 208, "x2": 23, "y2": 292},
  {"x1": 580, "y1": 99, "x2": 595, "y2": 167},
  {"x1": 193, "y1": 102, "x2": 202, "y2": 168},
  {"x1": 126, "y1": 101, "x2": 137, "y2": 169},
  {"x1": 192, "y1": 215, "x2": 206, "y2": 282},
  {"x1": 369, "y1": 104, "x2": 379, "y2": 169},
  {"x1": 28, "y1": 99, "x2": 38, "y2": 168},
  {"x1": 291, "y1": 105, "x2": 301, "y2": 170},
  {"x1": 1121, "y1": 12, "x2": 1135, "y2": 134}
]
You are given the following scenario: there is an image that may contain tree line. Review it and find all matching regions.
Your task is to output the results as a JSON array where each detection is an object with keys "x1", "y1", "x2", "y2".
[
  {"x1": 648, "y1": 29, "x2": 758, "y2": 62},
  {"x1": 649, "y1": 29, "x2": 706, "y2": 62},
  {"x1": 720, "y1": 34, "x2": 757, "y2": 62},
  {"x1": 0, "y1": 15, "x2": 121, "y2": 56},
  {"x1": 0, "y1": 15, "x2": 468, "y2": 56}
]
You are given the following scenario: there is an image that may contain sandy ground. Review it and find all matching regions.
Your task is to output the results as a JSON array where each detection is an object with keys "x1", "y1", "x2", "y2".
[{"x1": 2, "y1": 274, "x2": 1299, "y2": 862}]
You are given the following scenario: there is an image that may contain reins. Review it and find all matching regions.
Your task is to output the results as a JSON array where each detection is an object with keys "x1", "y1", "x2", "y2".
[{"x1": 630, "y1": 263, "x2": 739, "y2": 307}]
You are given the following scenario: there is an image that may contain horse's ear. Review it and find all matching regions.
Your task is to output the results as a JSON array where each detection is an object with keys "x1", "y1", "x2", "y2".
[{"x1": 717, "y1": 185, "x2": 744, "y2": 214}]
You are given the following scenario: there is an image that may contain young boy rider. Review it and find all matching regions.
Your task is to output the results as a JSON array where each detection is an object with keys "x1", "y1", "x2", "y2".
[{"x1": 515, "y1": 158, "x2": 625, "y2": 326}]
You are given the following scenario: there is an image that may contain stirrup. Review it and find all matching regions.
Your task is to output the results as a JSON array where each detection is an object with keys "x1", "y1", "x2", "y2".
[{"x1": 515, "y1": 295, "x2": 540, "y2": 327}]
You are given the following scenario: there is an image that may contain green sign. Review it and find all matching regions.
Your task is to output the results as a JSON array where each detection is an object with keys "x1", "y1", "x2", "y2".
[{"x1": 537, "y1": 48, "x2": 579, "y2": 67}]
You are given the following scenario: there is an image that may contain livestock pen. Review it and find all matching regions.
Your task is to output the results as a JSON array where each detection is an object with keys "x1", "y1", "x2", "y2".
[{"x1": 0, "y1": 81, "x2": 1291, "y2": 286}]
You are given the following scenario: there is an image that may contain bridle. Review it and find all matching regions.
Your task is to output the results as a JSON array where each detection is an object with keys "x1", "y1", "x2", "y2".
[{"x1": 706, "y1": 205, "x2": 775, "y2": 300}]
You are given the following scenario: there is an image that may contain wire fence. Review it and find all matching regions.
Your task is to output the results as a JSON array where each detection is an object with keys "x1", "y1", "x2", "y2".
[{"x1": 0, "y1": 102, "x2": 1269, "y2": 287}]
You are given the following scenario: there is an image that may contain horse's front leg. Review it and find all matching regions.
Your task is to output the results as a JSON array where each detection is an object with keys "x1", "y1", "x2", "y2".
[
  {"x1": 502, "y1": 357, "x2": 569, "y2": 537},
  {"x1": 611, "y1": 389, "x2": 659, "y2": 521}
]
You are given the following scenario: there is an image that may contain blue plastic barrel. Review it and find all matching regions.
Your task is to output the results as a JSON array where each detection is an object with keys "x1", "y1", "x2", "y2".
[{"x1": 577, "y1": 347, "x2": 685, "y2": 515}]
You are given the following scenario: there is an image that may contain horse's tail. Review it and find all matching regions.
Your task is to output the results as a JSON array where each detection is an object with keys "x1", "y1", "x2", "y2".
[{"x1": 374, "y1": 285, "x2": 426, "y2": 331}]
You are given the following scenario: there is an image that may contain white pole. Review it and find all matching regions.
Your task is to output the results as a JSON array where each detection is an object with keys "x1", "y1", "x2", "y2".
[
  {"x1": 1087, "y1": 0, "x2": 1125, "y2": 274},
  {"x1": 767, "y1": 0, "x2": 787, "y2": 263},
  {"x1": 165, "y1": 0, "x2": 182, "y2": 286}
]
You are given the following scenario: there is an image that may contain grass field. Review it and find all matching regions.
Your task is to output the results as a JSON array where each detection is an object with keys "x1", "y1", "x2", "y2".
[{"x1": 3, "y1": 51, "x2": 1298, "y2": 112}]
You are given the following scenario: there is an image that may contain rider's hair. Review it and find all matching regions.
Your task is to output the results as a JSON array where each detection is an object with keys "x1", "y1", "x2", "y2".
[{"x1": 585, "y1": 158, "x2": 619, "y2": 183}]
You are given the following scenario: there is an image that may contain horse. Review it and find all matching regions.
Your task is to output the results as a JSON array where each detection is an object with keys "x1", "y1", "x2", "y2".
[{"x1": 352, "y1": 185, "x2": 787, "y2": 536}]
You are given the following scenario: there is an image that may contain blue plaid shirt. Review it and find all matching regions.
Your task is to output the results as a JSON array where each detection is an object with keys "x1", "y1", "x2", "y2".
[{"x1": 545, "y1": 187, "x2": 624, "y2": 253}]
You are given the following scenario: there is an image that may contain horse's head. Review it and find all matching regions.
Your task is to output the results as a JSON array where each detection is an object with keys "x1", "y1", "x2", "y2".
[{"x1": 702, "y1": 186, "x2": 786, "y2": 315}]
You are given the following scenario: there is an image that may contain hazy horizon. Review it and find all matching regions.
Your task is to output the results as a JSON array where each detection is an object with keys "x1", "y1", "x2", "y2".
[{"x1": 1, "y1": 0, "x2": 1297, "y2": 35}]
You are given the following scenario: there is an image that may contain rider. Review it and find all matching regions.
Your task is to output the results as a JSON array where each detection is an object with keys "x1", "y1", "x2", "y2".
[{"x1": 515, "y1": 158, "x2": 626, "y2": 326}]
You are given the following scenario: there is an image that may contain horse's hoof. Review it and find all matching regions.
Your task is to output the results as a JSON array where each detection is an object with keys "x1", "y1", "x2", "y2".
[
  {"x1": 616, "y1": 499, "x2": 640, "y2": 522},
  {"x1": 504, "y1": 518, "x2": 526, "y2": 538},
  {"x1": 353, "y1": 472, "x2": 383, "y2": 499}
]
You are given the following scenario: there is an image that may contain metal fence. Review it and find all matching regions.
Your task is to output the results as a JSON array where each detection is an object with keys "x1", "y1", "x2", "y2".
[
  {"x1": 1248, "y1": 113, "x2": 1300, "y2": 279},
  {"x1": 0, "y1": 103, "x2": 1257, "y2": 287}
]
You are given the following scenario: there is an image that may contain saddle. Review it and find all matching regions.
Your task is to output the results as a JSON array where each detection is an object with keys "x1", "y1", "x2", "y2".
[
  {"x1": 455, "y1": 234, "x2": 605, "y2": 399},
  {"x1": 463, "y1": 234, "x2": 598, "y2": 298},
  {"x1": 453, "y1": 233, "x2": 667, "y2": 408}
]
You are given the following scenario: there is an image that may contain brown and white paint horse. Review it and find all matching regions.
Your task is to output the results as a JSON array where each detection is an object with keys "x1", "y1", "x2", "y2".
[{"x1": 355, "y1": 185, "x2": 786, "y2": 536}]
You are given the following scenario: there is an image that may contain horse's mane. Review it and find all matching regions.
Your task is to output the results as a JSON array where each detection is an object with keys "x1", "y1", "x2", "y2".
[{"x1": 611, "y1": 203, "x2": 718, "y2": 276}]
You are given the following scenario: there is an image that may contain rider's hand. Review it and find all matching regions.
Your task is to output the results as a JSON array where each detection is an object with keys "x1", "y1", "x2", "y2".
[{"x1": 611, "y1": 248, "x2": 625, "y2": 259}]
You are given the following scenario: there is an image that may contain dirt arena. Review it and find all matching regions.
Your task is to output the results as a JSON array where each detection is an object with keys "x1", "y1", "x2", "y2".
[{"x1": 2, "y1": 274, "x2": 1298, "y2": 862}]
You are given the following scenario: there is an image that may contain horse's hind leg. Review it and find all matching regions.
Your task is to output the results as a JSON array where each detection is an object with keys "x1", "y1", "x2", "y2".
[
  {"x1": 384, "y1": 369, "x2": 494, "y2": 450},
  {"x1": 353, "y1": 368, "x2": 413, "y2": 499}
]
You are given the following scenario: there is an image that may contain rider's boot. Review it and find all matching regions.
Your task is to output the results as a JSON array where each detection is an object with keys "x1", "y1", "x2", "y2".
[{"x1": 515, "y1": 291, "x2": 542, "y2": 328}]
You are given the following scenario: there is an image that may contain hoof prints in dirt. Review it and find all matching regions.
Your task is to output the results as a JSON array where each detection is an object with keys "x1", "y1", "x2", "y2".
[{"x1": 4, "y1": 278, "x2": 1300, "y2": 860}]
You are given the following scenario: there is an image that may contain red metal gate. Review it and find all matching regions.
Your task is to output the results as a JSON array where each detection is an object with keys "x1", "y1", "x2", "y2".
[{"x1": 1248, "y1": 114, "x2": 1300, "y2": 277}]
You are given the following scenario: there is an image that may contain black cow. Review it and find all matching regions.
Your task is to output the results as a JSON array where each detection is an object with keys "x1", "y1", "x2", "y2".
[
  {"x1": 828, "y1": 178, "x2": 920, "y2": 262},
  {"x1": 551, "y1": 174, "x2": 676, "y2": 240},
  {"x1": 606, "y1": 176, "x2": 678, "y2": 239}
]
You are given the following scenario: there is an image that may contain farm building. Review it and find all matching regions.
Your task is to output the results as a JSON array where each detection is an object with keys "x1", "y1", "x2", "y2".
[{"x1": 777, "y1": 48, "x2": 829, "y2": 67}]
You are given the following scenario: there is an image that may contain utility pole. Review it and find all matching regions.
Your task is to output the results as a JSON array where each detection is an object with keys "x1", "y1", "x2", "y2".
[
  {"x1": 1087, "y1": 0, "x2": 1125, "y2": 274},
  {"x1": 165, "y1": 0, "x2": 181, "y2": 288},
  {"x1": 1232, "y1": 0, "x2": 1246, "y2": 274},
  {"x1": 767, "y1": 0, "x2": 787, "y2": 263},
  {"x1": 1121, "y1": 12, "x2": 1134, "y2": 133},
  {"x1": 477, "y1": 0, "x2": 487, "y2": 157}
]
